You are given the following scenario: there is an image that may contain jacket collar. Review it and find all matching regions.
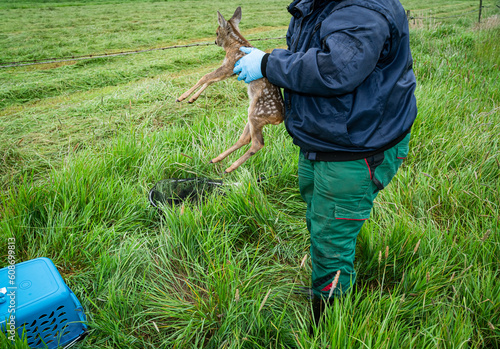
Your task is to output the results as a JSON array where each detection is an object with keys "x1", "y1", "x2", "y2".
[
  {"x1": 287, "y1": 0, "x2": 338, "y2": 18},
  {"x1": 287, "y1": 0, "x2": 312, "y2": 17}
]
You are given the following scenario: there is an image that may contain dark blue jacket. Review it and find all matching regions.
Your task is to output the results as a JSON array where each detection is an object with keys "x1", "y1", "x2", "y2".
[{"x1": 262, "y1": 0, "x2": 417, "y2": 157}]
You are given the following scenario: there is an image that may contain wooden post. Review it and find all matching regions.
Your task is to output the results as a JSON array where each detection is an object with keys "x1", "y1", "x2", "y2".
[
  {"x1": 478, "y1": 0, "x2": 483, "y2": 23},
  {"x1": 406, "y1": 9, "x2": 411, "y2": 21}
]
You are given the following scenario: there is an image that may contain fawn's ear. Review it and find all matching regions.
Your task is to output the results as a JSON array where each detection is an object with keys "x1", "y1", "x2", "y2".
[
  {"x1": 230, "y1": 7, "x2": 242, "y2": 28},
  {"x1": 217, "y1": 11, "x2": 228, "y2": 29}
]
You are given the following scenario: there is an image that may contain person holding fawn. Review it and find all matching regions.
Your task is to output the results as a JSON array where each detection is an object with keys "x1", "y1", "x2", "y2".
[{"x1": 234, "y1": 0, "x2": 417, "y2": 332}]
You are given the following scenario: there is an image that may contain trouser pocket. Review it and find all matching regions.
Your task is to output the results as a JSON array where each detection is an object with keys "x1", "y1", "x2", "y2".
[{"x1": 309, "y1": 203, "x2": 372, "y2": 297}]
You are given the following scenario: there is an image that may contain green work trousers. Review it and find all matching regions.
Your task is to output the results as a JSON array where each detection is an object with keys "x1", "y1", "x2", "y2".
[{"x1": 298, "y1": 134, "x2": 411, "y2": 298}]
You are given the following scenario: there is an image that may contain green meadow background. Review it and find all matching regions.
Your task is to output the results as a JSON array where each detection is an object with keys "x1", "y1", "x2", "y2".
[{"x1": 1, "y1": 0, "x2": 499, "y2": 348}]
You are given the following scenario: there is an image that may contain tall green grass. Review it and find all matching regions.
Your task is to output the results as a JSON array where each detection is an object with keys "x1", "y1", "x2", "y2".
[{"x1": 1, "y1": 0, "x2": 499, "y2": 348}]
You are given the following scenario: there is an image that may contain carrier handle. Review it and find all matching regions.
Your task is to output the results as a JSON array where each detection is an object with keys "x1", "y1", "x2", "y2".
[{"x1": 69, "y1": 291, "x2": 87, "y2": 324}]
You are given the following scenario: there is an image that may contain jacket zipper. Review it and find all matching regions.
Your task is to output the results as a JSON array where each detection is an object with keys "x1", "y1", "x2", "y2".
[
  {"x1": 306, "y1": 22, "x2": 322, "y2": 49},
  {"x1": 292, "y1": 19, "x2": 304, "y2": 53},
  {"x1": 288, "y1": 9, "x2": 304, "y2": 111},
  {"x1": 288, "y1": 12, "x2": 322, "y2": 111}
]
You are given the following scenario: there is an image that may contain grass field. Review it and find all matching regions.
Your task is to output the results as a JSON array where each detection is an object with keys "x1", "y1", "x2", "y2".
[{"x1": 1, "y1": 0, "x2": 499, "y2": 348}]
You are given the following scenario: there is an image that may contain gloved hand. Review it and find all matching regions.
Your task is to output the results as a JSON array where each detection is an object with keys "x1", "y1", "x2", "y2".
[{"x1": 233, "y1": 47, "x2": 265, "y2": 83}]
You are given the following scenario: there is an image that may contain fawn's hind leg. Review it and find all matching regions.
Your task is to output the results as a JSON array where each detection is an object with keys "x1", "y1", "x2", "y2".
[
  {"x1": 210, "y1": 123, "x2": 251, "y2": 165},
  {"x1": 223, "y1": 123, "x2": 265, "y2": 173}
]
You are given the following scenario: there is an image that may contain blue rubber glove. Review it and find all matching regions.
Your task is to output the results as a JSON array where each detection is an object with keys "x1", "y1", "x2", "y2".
[{"x1": 233, "y1": 47, "x2": 265, "y2": 83}]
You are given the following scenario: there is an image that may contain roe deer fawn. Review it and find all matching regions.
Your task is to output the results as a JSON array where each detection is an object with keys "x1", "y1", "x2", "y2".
[{"x1": 176, "y1": 7, "x2": 284, "y2": 173}]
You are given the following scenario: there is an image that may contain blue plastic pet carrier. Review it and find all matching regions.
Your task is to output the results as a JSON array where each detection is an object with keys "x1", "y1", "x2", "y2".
[{"x1": 0, "y1": 257, "x2": 87, "y2": 348}]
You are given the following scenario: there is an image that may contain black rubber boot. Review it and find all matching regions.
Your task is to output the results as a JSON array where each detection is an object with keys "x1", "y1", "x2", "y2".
[{"x1": 309, "y1": 295, "x2": 335, "y2": 335}]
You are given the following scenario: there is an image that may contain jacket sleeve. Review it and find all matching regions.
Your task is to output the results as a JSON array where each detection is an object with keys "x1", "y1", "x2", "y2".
[{"x1": 265, "y1": 6, "x2": 391, "y2": 96}]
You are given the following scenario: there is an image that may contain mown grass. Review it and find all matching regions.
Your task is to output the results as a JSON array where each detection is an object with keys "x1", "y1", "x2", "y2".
[{"x1": 1, "y1": 0, "x2": 499, "y2": 348}]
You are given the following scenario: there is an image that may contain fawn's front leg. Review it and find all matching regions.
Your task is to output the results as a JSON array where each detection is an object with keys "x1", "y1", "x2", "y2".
[{"x1": 176, "y1": 66, "x2": 233, "y2": 103}]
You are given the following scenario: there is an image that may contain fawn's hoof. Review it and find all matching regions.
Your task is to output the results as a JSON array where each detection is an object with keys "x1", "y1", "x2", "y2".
[{"x1": 176, "y1": 99, "x2": 180, "y2": 102}]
